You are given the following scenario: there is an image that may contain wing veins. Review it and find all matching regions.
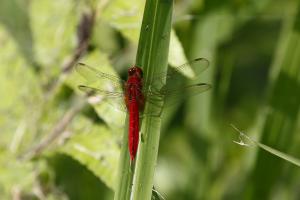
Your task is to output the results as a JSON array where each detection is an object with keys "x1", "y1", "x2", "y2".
[
  {"x1": 78, "y1": 85, "x2": 124, "y2": 98},
  {"x1": 76, "y1": 63, "x2": 125, "y2": 85}
]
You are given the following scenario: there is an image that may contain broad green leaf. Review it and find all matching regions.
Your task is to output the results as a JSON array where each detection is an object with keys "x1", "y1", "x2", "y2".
[
  {"x1": 0, "y1": 25, "x2": 42, "y2": 153},
  {"x1": 101, "y1": 0, "x2": 145, "y2": 43},
  {"x1": 0, "y1": 151, "x2": 35, "y2": 199},
  {"x1": 30, "y1": 0, "x2": 77, "y2": 69},
  {"x1": 59, "y1": 116, "x2": 120, "y2": 189},
  {"x1": 0, "y1": 0, "x2": 35, "y2": 66}
]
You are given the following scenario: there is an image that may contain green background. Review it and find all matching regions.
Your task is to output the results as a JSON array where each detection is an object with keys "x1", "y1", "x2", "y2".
[{"x1": 0, "y1": 0, "x2": 300, "y2": 199}]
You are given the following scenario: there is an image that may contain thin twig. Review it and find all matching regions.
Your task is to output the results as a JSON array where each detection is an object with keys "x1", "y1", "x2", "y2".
[
  {"x1": 62, "y1": 10, "x2": 96, "y2": 73},
  {"x1": 11, "y1": 186, "x2": 21, "y2": 200},
  {"x1": 45, "y1": 9, "x2": 96, "y2": 94},
  {"x1": 20, "y1": 97, "x2": 86, "y2": 160}
]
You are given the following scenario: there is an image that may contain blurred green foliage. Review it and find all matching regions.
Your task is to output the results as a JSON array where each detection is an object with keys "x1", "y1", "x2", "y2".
[{"x1": 0, "y1": 0, "x2": 300, "y2": 199}]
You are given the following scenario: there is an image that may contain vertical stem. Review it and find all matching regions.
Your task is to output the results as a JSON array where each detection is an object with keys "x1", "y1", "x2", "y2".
[
  {"x1": 114, "y1": 0, "x2": 173, "y2": 199},
  {"x1": 114, "y1": 116, "x2": 132, "y2": 200},
  {"x1": 133, "y1": 0, "x2": 173, "y2": 199}
]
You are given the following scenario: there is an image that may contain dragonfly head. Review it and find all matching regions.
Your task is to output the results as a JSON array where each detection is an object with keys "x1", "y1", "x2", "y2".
[{"x1": 128, "y1": 66, "x2": 143, "y2": 78}]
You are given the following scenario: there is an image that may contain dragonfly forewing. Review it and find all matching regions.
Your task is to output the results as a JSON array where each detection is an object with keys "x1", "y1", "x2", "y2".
[
  {"x1": 75, "y1": 63, "x2": 125, "y2": 92},
  {"x1": 76, "y1": 63, "x2": 127, "y2": 112},
  {"x1": 76, "y1": 58, "x2": 211, "y2": 116},
  {"x1": 169, "y1": 57, "x2": 209, "y2": 79}
]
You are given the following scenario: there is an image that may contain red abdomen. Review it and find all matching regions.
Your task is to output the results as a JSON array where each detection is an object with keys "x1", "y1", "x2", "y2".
[
  {"x1": 128, "y1": 100, "x2": 139, "y2": 161},
  {"x1": 125, "y1": 73, "x2": 144, "y2": 161}
]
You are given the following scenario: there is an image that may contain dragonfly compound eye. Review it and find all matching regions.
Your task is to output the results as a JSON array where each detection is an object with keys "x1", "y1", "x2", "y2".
[{"x1": 128, "y1": 68, "x2": 135, "y2": 76}]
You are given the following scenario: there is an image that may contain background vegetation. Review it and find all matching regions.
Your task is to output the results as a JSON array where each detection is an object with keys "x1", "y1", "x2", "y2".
[{"x1": 0, "y1": 0, "x2": 300, "y2": 199}]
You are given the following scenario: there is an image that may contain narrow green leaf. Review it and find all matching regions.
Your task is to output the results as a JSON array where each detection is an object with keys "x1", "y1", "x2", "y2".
[
  {"x1": 231, "y1": 124, "x2": 300, "y2": 167},
  {"x1": 249, "y1": 2, "x2": 300, "y2": 198},
  {"x1": 135, "y1": 0, "x2": 173, "y2": 200}
]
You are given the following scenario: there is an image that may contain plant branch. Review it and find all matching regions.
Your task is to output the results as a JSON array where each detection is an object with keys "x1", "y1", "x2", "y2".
[{"x1": 20, "y1": 97, "x2": 86, "y2": 160}]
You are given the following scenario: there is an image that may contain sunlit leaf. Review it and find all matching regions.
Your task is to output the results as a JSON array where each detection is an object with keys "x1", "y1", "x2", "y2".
[
  {"x1": 0, "y1": 25, "x2": 42, "y2": 152},
  {"x1": 31, "y1": 0, "x2": 77, "y2": 68},
  {"x1": 0, "y1": 0, "x2": 35, "y2": 66},
  {"x1": 59, "y1": 116, "x2": 120, "y2": 189}
]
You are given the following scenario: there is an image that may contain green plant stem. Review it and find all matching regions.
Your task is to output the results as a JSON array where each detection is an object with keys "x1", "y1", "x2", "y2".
[
  {"x1": 114, "y1": 116, "x2": 132, "y2": 200},
  {"x1": 133, "y1": 0, "x2": 173, "y2": 199},
  {"x1": 114, "y1": 0, "x2": 173, "y2": 199}
]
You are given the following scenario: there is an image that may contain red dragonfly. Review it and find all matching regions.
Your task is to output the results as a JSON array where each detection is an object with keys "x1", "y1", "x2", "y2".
[{"x1": 76, "y1": 58, "x2": 210, "y2": 161}]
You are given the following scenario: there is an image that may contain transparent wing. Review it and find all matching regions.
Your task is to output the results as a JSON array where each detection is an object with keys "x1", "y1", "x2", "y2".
[
  {"x1": 75, "y1": 62, "x2": 126, "y2": 112},
  {"x1": 78, "y1": 85, "x2": 127, "y2": 112},
  {"x1": 142, "y1": 58, "x2": 210, "y2": 116},
  {"x1": 76, "y1": 60, "x2": 210, "y2": 115},
  {"x1": 78, "y1": 85, "x2": 124, "y2": 97},
  {"x1": 162, "y1": 83, "x2": 211, "y2": 106},
  {"x1": 142, "y1": 83, "x2": 211, "y2": 117},
  {"x1": 144, "y1": 57, "x2": 209, "y2": 88},
  {"x1": 75, "y1": 62, "x2": 125, "y2": 92},
  {"x1": 146, "y1": 83, "x2": 211, "y2": 107},
  {"x1": 166, "y1": 57, "x2": 209, "y2": 80}
]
